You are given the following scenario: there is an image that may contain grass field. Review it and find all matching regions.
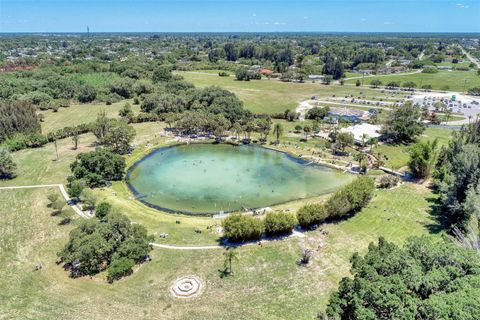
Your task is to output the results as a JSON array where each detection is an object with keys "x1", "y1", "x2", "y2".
[
  {"x1": 374, "y1": 127, "x2": 453, "y2": 170},
  {"x1": 179, "y1": 71, "x2": 387, "y2": 114},
  {"x1": 345, "y1": 70, "x2": 480, "y2": 92},
  {"x1": 0, "y1": 80, "x2": 452, "y2": 319},
  {"x1": 41, "y1": 100, "x2": 140, "y2": 133},
  {"x1": 0, "y1": 180, "x2": 440, "y2": 319}
]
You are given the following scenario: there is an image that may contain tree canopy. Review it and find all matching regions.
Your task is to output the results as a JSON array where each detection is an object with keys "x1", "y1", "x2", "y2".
[{"x1": 324, "y1": 236, "x2": 480, "y2": 320}]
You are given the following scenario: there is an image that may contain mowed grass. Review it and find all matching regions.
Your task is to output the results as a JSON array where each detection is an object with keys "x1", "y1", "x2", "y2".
[
  {"x1": 41, "y1": 100, "x2": 140, "y2": 134},
  {"x1": 179, "y1": 71, "x2": 384, "y2": 114},
  {"x1": 0, "y1": 100, "x2": 447, "y2": 318},
  {"x1": 346, "y1": 70, "x2": 480, "y2": 92},
  {"x1": 374, "y1": 127, "x2": 453, "y2": 170},
  {"x1": 0, "y1": 181, "x2": 439, "y2": 319}
]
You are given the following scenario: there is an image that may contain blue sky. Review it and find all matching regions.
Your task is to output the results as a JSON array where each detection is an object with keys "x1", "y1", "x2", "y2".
[{"x1": 0, "y1": 0, "x2": 479, "y2": 33}]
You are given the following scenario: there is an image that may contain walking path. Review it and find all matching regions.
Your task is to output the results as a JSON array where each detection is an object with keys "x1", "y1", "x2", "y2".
[
  {"x1": 0, "y1": 183, "x2": 306, "y2": 250},
  {"x1": 0, "y1": 184, "x2": 90, "y2": 218}
]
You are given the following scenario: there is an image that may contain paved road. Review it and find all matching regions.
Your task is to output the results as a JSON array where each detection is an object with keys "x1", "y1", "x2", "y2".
[
  {"x1": 460, "y1": 46, "x2": 480, "y2": 68},
  {"x1": 344, "y1": 69, "x2": 422, "y2": 81}
]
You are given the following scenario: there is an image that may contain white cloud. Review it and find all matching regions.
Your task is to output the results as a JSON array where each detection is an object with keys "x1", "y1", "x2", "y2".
[
  {"x1": 384, "y1": 21, "x2": 394, "y2": 25},
  {"x1": 303, "y1": 16, "x2": 309, "y2": 20},
  {"x1": 456, "y1": 3, "x2": 470, "y2": 9},
  {"x1": 273, "y1": 22, "x2": 287, "y2": 25},
  {"x1": 252, "y1": 13, "x2": 257, "y2": 17},
  {"x1": 361, "y1": 18, "x2": 367, "y2": 22}
]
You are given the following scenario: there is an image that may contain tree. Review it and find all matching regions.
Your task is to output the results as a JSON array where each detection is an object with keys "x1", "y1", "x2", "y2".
[
  {"x1": 0, "y1": 100, "x2": 41, "y2": 143},
  {"x1": 95, "y1": 201, "x2": 112, "y2": 220},
  {"x1": 119, "y1": 102, "x2": 134, "y2": 122},
  {"x1": 408, "y1": 139, "x2": 438, "y2": 178},
  {"x1": 0, "y1": 148, "x2": 17, "y2": 179},
  {"x1": 303, "y1": 125, "x2": 311, "y2": 141},
  {"x1": 107, "y1": 257, "x2": 135, "y2": 282},
  {"x1": 235, "y1": 67, "x2": 252, "y2": 81},
  {"x1": 69, "y1": 149, "x2": 126, "y2": 188},
  {"x1": 306, "y1": 107, "x2": 329, "y2": 121},
  {"x1": 92, "y1": 111, "x2": 109, "y2": 141},
  {"x1": 77, "y1": 85, "x2": 97, "y2": 103},
  {"x1": 67, "y1": 179, "x2": 85, "y2": 199},
  {"x1": 354, "y1": 152, "x2": 368, "y2": 173},
  {"x1": 101, "y1": 120, "x2": 136, "y2": 154},
  {"x1": 152, "y1": 65, "x2": 172, "y2": 83},
  {"x1": 51, "y1": 199, "x2": 66, "y2": 215},
  {"x1": 382, "y1": 102, "x2": 425, "y2": 143},
  {"x1": 335, "y1": 132, "x2": 354, "y2": 152},
  {"x1": 324, "y1": 237, "x2": 480, "y2": 320},
  {"x1": 71, "y1": 128, "x2": 79, "y2": 150},
  {"x1": 403, "y1": 81, "x2": 417, "y2": 90},
  {"x1": 370, "y1": 79, "x2": 382, "y2": 88},
  {"x1": 272, "y1": 123, "x2": 284, "y2": 144},
  {"x1": 223, "y1": 248, "x2": 238, "y2": 275},
  {"x1": 58, "y1": 210, "x2": 153, "y2": 280}
]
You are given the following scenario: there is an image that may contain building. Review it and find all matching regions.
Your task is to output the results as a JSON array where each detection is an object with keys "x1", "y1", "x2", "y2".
[
  {"x1": 327, "y1": 107, "x2": 370, "y2": 123},
  {"x1": 340, "y1": 123, "x2": 382, "y2": 145}
]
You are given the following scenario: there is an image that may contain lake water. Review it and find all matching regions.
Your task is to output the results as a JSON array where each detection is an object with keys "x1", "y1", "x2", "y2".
[{"x1": 126, "y1": 144, "x2": 353, "y2": 214}]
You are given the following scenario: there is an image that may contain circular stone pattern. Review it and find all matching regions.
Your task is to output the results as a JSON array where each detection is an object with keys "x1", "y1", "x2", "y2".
[{"x1": 170, "y1": 276, "x2": 203, "y2": 298}]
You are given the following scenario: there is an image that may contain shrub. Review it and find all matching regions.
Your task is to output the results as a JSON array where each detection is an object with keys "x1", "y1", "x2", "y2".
[
  {"x1": 0, "y1": 148, "x2": 17, "y2": 179},
  {"x1": 107, "y1": 257, "x2": 135, "y2": 283},
  {"x1": 422, "y1": 66, "x2": 438, "y2": 73},
  {"x1": 95, "y1": 201, "x2": 112, "y2": 220},
  {"x1": 324, "y1": 177, "x2": 375, "y2": 218},
  {"x1": 377, "y1": 175, "x2": 400, "y2": 189},
  {"x1": 264, "y1": 212, "x2": 296, "y2": 236},
  {"x1": 222, "y1": 214, "x2": 264, "y2": 242},
  {"x1": 297, "y1": 204, "x2": 328, "y2": 228}
]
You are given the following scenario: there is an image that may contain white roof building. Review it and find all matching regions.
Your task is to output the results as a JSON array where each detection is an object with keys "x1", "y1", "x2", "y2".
[{"x1": 340, "y1": 123, "x2": 382, "y2": 145}]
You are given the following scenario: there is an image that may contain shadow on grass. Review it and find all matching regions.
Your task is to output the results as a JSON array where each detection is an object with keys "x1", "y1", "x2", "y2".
[{"x1": 425, "y1": 194, "x2": 450, "y2": 234}]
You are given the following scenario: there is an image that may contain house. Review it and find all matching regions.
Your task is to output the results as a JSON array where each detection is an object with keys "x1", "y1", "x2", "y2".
[
  {"x1": 340, "y1": 123, "x2": 382, "y2": 145},
  {"x1": 327, "y1": 107, "x2": 370, "y2": 123},
  {"x1": 260, "y1": 68, "x2": 274, "y2": 76},
  {"x1": 308, "y1": 74, "x2": 324, "y2": 80}
]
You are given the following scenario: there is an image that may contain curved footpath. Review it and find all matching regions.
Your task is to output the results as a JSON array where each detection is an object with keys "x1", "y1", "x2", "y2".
[{"x1": 0, "y1": 184, "x2": 305, "y2": 250}]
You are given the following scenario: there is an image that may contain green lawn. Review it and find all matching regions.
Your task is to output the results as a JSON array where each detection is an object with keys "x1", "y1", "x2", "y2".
[
  {"x1": 41, "y1": 100, "x2": 140, "y2": 134},
  {"x1": 179, "y1": 71, "x2": 387, "y2": 114},
  {"x1": 346, "y1": 70, "x2": 480, "y2": 92},
  {"x1": 374, "y1": 127, "x2": 453, "y2": 170},
  {"x1": 0, "y1": 181, "x2": 440, "y2": 319},
  {"x1": 0, "y1": 97, "x2": 450, "y2": 319}
]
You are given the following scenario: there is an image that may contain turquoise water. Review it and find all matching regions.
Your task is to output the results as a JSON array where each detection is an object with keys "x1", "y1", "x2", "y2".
[{"x1": 127, "y1": 144, "x2": 353, "y2": 214}]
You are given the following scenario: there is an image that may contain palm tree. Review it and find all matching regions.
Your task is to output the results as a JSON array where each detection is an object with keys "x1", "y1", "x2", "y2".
[
  {"x1": 272, "y1": 123, "x2": 284, "y2": 144},
  {"x1": 303, "y1": 125, "x2": 311, "y2": 141},
  {"x1": 354, "y1": 152, "x2": 368, "y2": 173},
  {"x1": 223, "y1": 248, "x2": 239, "y2": 275}
]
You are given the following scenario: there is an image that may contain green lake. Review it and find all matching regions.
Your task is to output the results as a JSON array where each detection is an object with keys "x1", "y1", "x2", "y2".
[{"x1": 126, "y1": 144, "x2": 353, "y2": 214}]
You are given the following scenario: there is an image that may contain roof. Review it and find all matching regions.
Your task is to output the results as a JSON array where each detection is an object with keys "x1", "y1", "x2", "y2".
[{"x1": 340, "y1": 123, "x2": 382, "y2": 143}]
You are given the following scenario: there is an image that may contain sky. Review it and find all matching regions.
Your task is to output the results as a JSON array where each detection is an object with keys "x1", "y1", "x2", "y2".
[{"x1": 0, "y1": 0, "x2": 479, "y2": 33}]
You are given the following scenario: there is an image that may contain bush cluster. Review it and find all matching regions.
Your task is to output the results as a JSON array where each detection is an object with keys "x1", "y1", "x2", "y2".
[
  {"x1": 264, "y1": 212, "x2": 297, "y2": 236},
  {"x1": 222, "y1": 214, "x2": 264, "y2": 242},
  {"x1": 297, "y1": 177, "x2": 375, "y2": 228}
]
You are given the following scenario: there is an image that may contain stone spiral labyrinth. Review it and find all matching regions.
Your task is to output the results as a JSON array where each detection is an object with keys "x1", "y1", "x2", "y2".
[{"x1": 170, "y1": 276, "x2": 203, "y2": 298}]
